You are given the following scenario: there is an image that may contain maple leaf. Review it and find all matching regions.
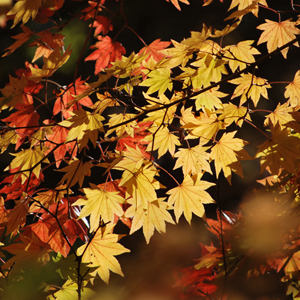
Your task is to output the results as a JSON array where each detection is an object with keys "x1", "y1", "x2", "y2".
[
  {"x1": 210, "y1": 131, "x2": 251, "y2": 184},
  {"x1": 30, "y1": 31, "x2": 65, "y2": 62},
  {"x1": 6, "y1": 194, "x2": 29, "y2": 235},
  {"x1": 2, "y1": 104, "x2": 40, "y2": 149},
  {"x1": 184, "y1": 110, "x2": 225, "y2": 144},
  {"x1": 0, "y1": 131, "x2": 18, "y2": 153},
  {"x1": 106, "y1": 113, "x2": 138, "y2": 138},
  {"x1": 192, "y1": 86, "x2": 227, "y2": 111},
  {"x1": 218, "y1": 103, "x2": 251, "y2": 127},
  {"x1": 59, "y1": 110, "x2": 105, "y2": 151},
  {"x1": 2, "y1": 233, "x2": 51, "y2": 271},
  {"x1": 0, "y1": 173, "x2": 42, "y2": 201},
  {"x1": 73, "y1": 183, "x2": 125, "y2": 233},
  {"x1": 85, "y1": 35, "x2": 126, "y2": 74},
  {"x1": 165, "y1": 0, "x2": 189, "y2": 10},
  {"x1": 44, "y1": 124, "x2": 77, "y2": 168},
  {"x1": 29, "y1": 185, "x2": 66, "y2": 213},
  {"x1": 264, "y1": 102, "x2": 295, "y2": 129},
  {"x1": 92, "y1": 15, "x2": 113, "y2": 35},
  {"x1": 47, "y1": 279, "x2": 95, "y2": 300},
  {"x1": 29, "y1": 46, "x2": 72, "y2": 82},
  {"x1": 229, "y1": 73, "x2": 270, "y2": 106},
  {"x1": 118, "y1": 163, "x2": 159, "y2": 210},
  {"x1": 224, "y1": 40, "x2": 260, "y2": 73},
  {"x1": 143, "y1": 125, "x2": 181, "y2": 158},
  {"x1": 138, "y1": 39, "x2": 171, "y2": 62},
  {"x1": 53, "y1": 77, "x2": 93, "y2": 119},
  {"x1": 0, "y1": 75, "x2": 28, "y2": 109},
  {"x1": 285, "y1": 70, "x2": 300, "y2": 107},
  {"x1": 7, "y1": 0, "x2": 43, "y2": 27},
  {"x1": 125, "y1": 197, "x2": 175, "y2": 243},
  {"x1": 226, "y1": 0, "x2": 267, "y2": 19},
  {"x1": 3, "y1": 26, "x2": 33, "y2": 56},
  {"x1": 144, "y1": 93, "x2": 177, "y2": 125},
  {"x1": 257, "y1": 19, "x2": 300, "y2": 58},
  {"x1": 140, "y1": 68, "x2": 173, "y2": 95},
  {"x1": 29, "y1": 204, "x2": 74, "y2": 257},
  {"x1": 255, "y1": 126, "x2": 300, "y2": 175},
  {"x1": 77, "y1": 224, "x2": 130, "y2": 283},
  {"x1": 58, "y1": 158, "x2": 92, "y2": 188},
  {"x1": 167, "y1": 174, "x2": 215, "y2": 223},
  {"x1": 173, "y1": 145, "x2": 212, "y2": 176},
  {"x1": 5, "y1": 146, "x2": 49, "y2": 184}
]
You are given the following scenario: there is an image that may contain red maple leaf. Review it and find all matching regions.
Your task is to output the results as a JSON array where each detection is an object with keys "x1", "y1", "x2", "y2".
[
  {"x1": 34, "y1": 0, "x2": 65, "y2": 24},
  {"x1": 116, "y1": 121, "x2": 152, "y2": 158},
  {"x1": 0, "y1": 173, "x2": 43, "y2": 202},
  {"x1": 2, "y1": 104, "x2": 40, "y2": 149},
  {"x1": 139, "y1": 39, "x2": 171, "y2": 62},
  {"x1": 92, "y1": 16, "x2": 113, "y2": 36},
  {"x1": 44, "y1": 123, "x2": 77, "y2": 168},
  {"x1": 80, "y1": 0, "x2": 106, "y2": 21},
  {"x1": 85, "y1": 35, "x2": 126, "y2": 74},
  {"x1": 53, "y1": 77, "x2": 93, "y2": 119},
  {"x1": 29, "y1": 198, "x2": 82, "y2": 257}
]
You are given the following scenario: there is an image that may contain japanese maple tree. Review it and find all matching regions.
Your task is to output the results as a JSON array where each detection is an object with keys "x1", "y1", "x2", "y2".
[{"x1": 1, "y1": 0, "x2": 300, "y2": 299}]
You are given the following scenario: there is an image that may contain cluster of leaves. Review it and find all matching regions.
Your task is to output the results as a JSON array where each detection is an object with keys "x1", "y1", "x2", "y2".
[{"x1": 1, "y1": 0, "x2": 300, "y2": 299}]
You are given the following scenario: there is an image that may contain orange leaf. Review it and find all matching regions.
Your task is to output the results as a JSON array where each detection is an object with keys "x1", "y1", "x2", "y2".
[
  {"x1": 166, "y1": 0, "x2": 189, "y2": 11},
  {"x1": 138, "y1": 39, "x2": 171, "y2": 62},
  {"x1": 85, "y1": 35, "x2": 126, "y2": 74},
  {"x1": 3, "y1": 26, "x2": 33, "y2": 56}
]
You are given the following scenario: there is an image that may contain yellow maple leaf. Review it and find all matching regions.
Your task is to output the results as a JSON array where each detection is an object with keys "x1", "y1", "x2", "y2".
[
  {"x1": 77, "y1": 224, "x2": 130, "y2": 283},
  {"x1": 5, "y1": 146, "x2": 49, "y2": 184},
  {"x1": 114, "y1": 145, "x2": 147, "y2": 173},
  {"x1": 218, "y1": 103, "x2": 251, "y2": 127},
  {"x1": 182, "y1": 26, "x2": 211, "y2": 50},
  {"x1": 285, "y1": 70, "x2": 300, "y2": 107},
  {"x1": 143, "y1": 92, "x2": 177, "y2": 125},
  {"x1": 73, "y1": 183, "x2": 125, "y2": 233},
  {"x1": 106, "y1": 113, "x2": 137, "y2": 137},
  {"x1": 264, "y1": 102, "x2": 295, "y2": 129},
  {"x1": 173, "y1": 145, "x2": 212, "y2": 176},
  {"x1": 143, "y1": 126, "x2": 181, "y2": 158},
  {"x1": 93, "y1": 92, "x2": 119, "y2": 114},
  {"x1": 255, "y1": 126, "x2": 300, "y2": 175},
  {"x1": 226, "y1": 0, "x2": 267, "y2": 19},
  {"x1": 224, "y1": 40, "x2": 260, "y2": 73},
  {"x1": 59, "y1": 110, "x2": 105, "y2": 151},
  {"x1": 58, "y1": 158, "x2": 92, "y2": 188},
  {"x1": 167, "y1": 174, "x2": 215, "y2": 223},
  {"x1": 125, "y1": 197, "x2": 175, "y2": 243},
  {"x1": 47, "y1": 279, "x2": 95, "y2": 300},
  {"x1": 29, "y1": 46, "x2": 72, "y2": 82},
  {"x1": 210, "y1": 131, "x2": 251, "y2": 184},
  {"x1": 229, "y1": 73, "x2": 270, "y2": 106},
  {"x1": 7, "y1": 0, "x2": 42, "y2": 28},
  {"x1": 0, "y1": 131, "x2": 18, "y2": 153},
  {"x1": 140, "y1": 68, "x2": 172, "y2": 95},
  {"x1": 184, "y1": 110, "x2": 225, "y2": 144},
  {"x1": 257, "y1": 19, "x2": 300, "y2": 58},
  {"x1": 119, "y1": 163, "x2": 159, "y2": 210},
  {"x1": 160, "y1": 40, "x2": 193, "y2": 68},
  {"x1": 192, "y1": 86, "x2": 227, "y2": 111}
]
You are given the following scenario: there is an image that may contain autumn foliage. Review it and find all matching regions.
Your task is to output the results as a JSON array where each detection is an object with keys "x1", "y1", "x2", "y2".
[{"x1": 1, "y1": 0, "x2": 300, "y2": 299}]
